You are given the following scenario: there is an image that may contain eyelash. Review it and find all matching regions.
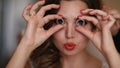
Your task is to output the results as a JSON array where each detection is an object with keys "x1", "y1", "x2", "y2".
[{"x1": 54, "y1": 18, "x2": 87, "y2": 26}]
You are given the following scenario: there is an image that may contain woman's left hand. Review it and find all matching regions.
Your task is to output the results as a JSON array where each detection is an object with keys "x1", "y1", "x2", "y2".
[
  {"x1": 76, "y1": 9, "x2": 115, "y2": 53},
  {"x1": 76, "y1": 9, "x2": 120, "y2": 68},
  {"x1": 103, "y1": 6, "x2": 120, "y2": 36}
]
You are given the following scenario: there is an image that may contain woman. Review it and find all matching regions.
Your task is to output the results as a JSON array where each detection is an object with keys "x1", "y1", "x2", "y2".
[{"x1": 6, "y1": 0, "x2": 120, "y2": 68}]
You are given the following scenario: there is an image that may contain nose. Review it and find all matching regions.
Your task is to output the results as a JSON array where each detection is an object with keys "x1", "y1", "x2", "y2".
[{"x1": 66, "y1": 23, "x2": 75, "y2": 39}]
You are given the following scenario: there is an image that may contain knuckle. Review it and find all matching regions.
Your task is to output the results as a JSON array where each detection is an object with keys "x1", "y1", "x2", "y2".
[{"x1": 51, "y1": 4, "x2": 55, "y2": 7}]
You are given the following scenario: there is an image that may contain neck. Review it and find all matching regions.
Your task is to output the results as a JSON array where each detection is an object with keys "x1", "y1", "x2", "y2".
[{"x1": 60, "y1": 50, "x2": 91, "y2": 68}]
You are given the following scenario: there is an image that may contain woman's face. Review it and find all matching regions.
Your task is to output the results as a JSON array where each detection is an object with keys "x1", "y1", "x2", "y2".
[{"x1": 52, "y1": 0, "x2": 91, "y2": 56}]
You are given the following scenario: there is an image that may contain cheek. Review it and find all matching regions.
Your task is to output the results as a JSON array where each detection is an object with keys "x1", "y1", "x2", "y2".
[
  {"x1": 52, "y1": 29, "x2": 65, "y2": 47},
  {"x1": 76, "y1": 33, "x2": 89, "y2": 45},
  {"x1": 52, "y1": 29, "x2": 65, "y2": 41}
]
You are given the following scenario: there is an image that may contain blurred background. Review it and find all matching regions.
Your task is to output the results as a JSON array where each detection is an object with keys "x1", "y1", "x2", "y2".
[{"x1": 0, "y1": 0, "x2": 120, "y2": 68}]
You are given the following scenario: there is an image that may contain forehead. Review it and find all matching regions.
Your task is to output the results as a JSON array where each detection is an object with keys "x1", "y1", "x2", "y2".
[{"x1": 58, "y1": 0, "x2": 88, "y2": 18}]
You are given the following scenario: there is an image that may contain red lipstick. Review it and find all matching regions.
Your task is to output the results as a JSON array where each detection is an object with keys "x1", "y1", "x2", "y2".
[{"x1": 64, "y1": 42, "x2": 76, "y2": 51}]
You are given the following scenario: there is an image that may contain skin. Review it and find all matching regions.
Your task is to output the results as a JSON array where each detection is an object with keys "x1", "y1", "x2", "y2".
[
  {"x1": 6, "y1": 0, "x2": 120, "y2": 68},
  {"x1": 110, "y1": 9, "x2": 120, "y2": 36},
  {"x1": 52, "y1": 1, "x2": 101, "y2": 68},
  {"x1": 53, "y1": 0, "x2": 90, "y2": 56},
  {"x1": 103, "y1": 5, "x2": 120, "y2": 36}
]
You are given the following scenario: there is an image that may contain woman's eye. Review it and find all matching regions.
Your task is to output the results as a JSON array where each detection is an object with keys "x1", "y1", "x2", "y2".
[
  {"x1": 76, "y1": 19, "x2": 87, "y2": 26},
  {"x1": 55, "y1": 18, "x2": 64, "y2": 25}
]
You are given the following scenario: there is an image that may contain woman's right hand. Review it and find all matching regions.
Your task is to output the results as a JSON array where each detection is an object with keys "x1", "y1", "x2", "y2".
[
  {"x1": 6, "y1": 1, "x2": 64, "y2": 68},
  {"x1": 21, "y1": 0, "x2": 63, "y2": 51}
]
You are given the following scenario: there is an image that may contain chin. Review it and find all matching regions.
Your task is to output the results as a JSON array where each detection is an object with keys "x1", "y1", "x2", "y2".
[{"x1": 60, "y1": 48, "x2": 82, "y2": 56}]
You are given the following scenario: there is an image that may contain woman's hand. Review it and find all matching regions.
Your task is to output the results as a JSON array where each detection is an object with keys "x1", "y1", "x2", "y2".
[
  {"x1": 103, "y1": 6, "x2": 120, "y2": 36},
  {"x1": 6, "y1": 1, "x2": 63, "y2": 68},
  {"x1": 76, "y1": 9, "x2": 115, "y2": 52},
  {"x1": 21, "y1": 1, "x2": 63, "y2": 51},
  {"x1": 76, "y1": 9, "x2": 120, "y2": 68}
]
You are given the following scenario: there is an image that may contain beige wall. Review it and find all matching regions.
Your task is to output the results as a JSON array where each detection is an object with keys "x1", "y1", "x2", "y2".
[{"x1": 103, "y1": 0, "x2": 120, "y2": 11}]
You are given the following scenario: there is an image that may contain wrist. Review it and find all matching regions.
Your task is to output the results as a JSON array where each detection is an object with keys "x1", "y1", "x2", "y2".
[
  {"x1": 6, "y1": 42, "x2": 33, "y2": 68},
  {"x1": 17, "y1": 43, "x2": 33, "y2": 57},
  {"x1": 18, "y1": 36, "x2": 36, "y2": 51}
]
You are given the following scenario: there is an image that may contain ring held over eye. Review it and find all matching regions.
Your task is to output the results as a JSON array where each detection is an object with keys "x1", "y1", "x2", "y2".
[
  {"x1": 54, "y1": 18, "x2": 87, "y2": 26},
  {"x1": 55, "y1": 18, "x2": 65, "y2": 25},
  {"x1": 76, "y1": 19, "x2": 87, "y2": 26}
]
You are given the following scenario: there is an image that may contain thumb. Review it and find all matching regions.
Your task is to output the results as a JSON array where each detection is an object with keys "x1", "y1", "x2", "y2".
[
  {"x1": 47, "y1": 25, "x2": 64, "y2": 36},
  {"x1": 75, "y1": 26, "x2": 93, "y2": 40}
]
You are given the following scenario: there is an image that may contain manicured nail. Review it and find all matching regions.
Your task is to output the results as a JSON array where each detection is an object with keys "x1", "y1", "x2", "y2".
[
  {"x1": 58, "y1": 14, "x2": 63, "y2": 17},
  {"x1": 56, "y1": 4, "x2": 60, "y2": 7},
  {"x1": 26, "y1": 3, "x2": 32, "y2": 10},
  {"x1": 28, "y1": 3, "x2": 32, "y2": 6}
]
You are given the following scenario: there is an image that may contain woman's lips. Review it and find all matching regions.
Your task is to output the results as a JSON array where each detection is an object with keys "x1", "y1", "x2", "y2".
[{"x1": 64, "y1": 42, "x2": 76, "y2": 51}]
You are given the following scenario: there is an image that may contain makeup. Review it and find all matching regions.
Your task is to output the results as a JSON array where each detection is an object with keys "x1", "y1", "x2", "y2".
[{"x1": 64, "y1": 42, "x2": 76, "y2": 51}]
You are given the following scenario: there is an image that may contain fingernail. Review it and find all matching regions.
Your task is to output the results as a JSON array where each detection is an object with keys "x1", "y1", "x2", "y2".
[
  {"x1": 26, "y1": 3, "x2": 32, "y2": 10},
  {"x1": 58, "y1": 14, "x2": 63, "y2": 17},
  {"x1": 28, "y1": 3, "x2": 32, "y2": 6},
  {"x1": 56, "y1": 4, "x2": 60, "y2": 7}
]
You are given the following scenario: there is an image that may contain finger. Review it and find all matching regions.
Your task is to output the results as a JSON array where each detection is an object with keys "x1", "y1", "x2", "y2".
[
  {"x1": 89, "y1": 10, "x2": 110, "y2": 21},
  {"x1": 81, "y1": 9, "x2": 94, "y2": 15},
  {"x1": 23, "y1": 4, "x2": 32, "y2": 20},
  {"x1": 81, "y1": 9, "x2": 105, "y2": 21},
  {"x1": 46, "y1": 25, "x2": 64, "y2": 36},
  {"x1": 75, "y1": 26, "x2": 93, "y2": 40},
  {"x1": 89, "y1": 10, "x2": 108, "y2": 17},
  {"x1": 108, "y1": 15, "x2": 116, "y2": 27},
  {"x1": 112, "y1": 13, "x2": 120, "y2": 19},
  {"x1": 102, "y1": 5, "x2": 111, "y2": 12},
  {"x1": 108, "y1": 9, "x2": 120, "y2": 19},
  {"x1": 78, "y1": 16, "x2": 101, "y2": 29},
  {"x1": 43, "y1": 14, "x2": 61, "y2": 24},
  {"x1": 30, "y1": 1, "x2": 45, "y2": 16},
  {"x1": 37, "y1": 4, "x2": 60, "y2": 17},
  {"x1": 38, "y1": 14, "x2": 61, "y2": 27}
]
